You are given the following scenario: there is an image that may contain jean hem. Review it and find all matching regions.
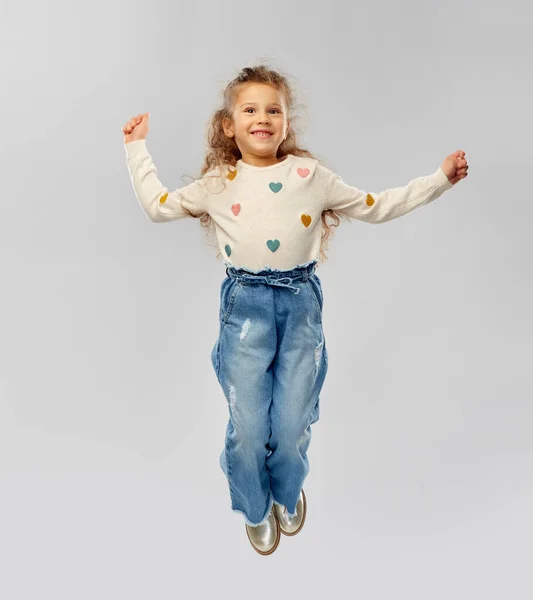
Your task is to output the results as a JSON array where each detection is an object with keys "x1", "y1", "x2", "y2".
[
  {"x1": 234, "y1": 491, "x2": 275, "y2": 527},
  {"x1": 272, "y1": 497, "x2": 298, "y2": 518}
]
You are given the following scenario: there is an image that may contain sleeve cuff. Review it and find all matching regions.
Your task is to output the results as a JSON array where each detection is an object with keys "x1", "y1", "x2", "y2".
[
  {"x1": 432, "y1": 166, "x2": 454, "y2": 191},
  {"x1": 124, "y1": 138, "x2": 149, "y2": 159}
]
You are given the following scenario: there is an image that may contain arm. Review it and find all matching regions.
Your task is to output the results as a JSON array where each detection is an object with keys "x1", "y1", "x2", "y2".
[
  {"x1": 319, "y1": 163, "x2": 454, "y2": 224},
  {"x1": 124, "y1": 139, "x2": 209, "y2": 223}
]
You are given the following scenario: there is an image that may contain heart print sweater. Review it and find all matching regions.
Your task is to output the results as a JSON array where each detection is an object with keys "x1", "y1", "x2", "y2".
[{"x1": 124, "y1": 139, "x2": 454, "y2": 271}]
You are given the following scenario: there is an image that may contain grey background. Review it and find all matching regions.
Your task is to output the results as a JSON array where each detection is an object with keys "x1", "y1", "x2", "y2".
[{"x1": 1, "y1": 0, "x2": 532, "y2": 598}]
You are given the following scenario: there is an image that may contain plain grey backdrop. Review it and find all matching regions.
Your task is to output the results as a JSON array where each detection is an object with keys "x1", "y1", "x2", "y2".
[{"x1": 1, "y1": 0, "x2": 532, "y2": 598}]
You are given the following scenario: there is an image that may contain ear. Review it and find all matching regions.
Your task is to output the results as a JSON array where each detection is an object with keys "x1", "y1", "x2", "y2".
[{"x1": 222, "y1": 117, "x2": 234, "y2": 138}]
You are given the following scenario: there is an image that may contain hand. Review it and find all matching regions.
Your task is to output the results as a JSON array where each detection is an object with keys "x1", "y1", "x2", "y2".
[
  {"x1": 441, "y1": 150, "x2": 469, "y2": 185},
  {"x1": 122, "y1": 112, "x2": 150, "y2": 144}
]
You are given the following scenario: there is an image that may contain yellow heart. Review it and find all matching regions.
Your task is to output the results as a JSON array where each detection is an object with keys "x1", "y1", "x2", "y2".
[
  {"x1": 301, "y1": 214, "x2": 312, "y2": 227},
  {"x1": 227, "y1": 169, "x2": 237, "y2": 181},
  {"x1": 159, "y1": 192, "x2": 168, "y2": 204},
  {"x1": 366, "y1": 194, "x2": 375, "y2": 206}
]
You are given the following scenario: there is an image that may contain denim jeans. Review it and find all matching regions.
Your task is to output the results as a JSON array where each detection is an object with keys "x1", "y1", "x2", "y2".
[{"x1": 210, "y1": 259, "x2": 328, "y2": 527}]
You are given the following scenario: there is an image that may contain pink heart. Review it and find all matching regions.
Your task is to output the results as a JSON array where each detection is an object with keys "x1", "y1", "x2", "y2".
[
  {"x1": 231, "y1": 203, "x2": 241, "y2": 216},
  {"x1": 297, "y1": 168, "x2": 310, "y2": 178}
]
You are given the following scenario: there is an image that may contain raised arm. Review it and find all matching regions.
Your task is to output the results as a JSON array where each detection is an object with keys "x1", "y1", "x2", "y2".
[
  {"x1": 124, "y1": 139, "x2": 210, "y2": 223},
  {"x1": 319, "y1": 163, "x2": 454, "y2": 224}
]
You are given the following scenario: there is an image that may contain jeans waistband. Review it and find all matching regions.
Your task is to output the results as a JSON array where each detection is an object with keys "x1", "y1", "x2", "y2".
[{"x1": 224, "y1": 260, "x2": 318, "y2": 295}]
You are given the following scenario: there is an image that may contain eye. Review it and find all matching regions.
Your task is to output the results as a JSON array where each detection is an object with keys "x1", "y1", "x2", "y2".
[{"x1": 244, "y1": 108, "x2": 280, "y2": 114}]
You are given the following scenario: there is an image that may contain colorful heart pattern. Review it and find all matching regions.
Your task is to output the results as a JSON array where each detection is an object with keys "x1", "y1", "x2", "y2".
[
  {"x1": 267, "y1": 239, "x2": 280, "y2": 252},
  {"x1": 223, "y1": 161, "x2": 348, "y2": 259}
]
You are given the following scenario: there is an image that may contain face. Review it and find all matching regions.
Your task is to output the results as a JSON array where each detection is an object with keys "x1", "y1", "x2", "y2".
[{"x1": 223, "y1": 83, "x2": 290, "y2": 167}]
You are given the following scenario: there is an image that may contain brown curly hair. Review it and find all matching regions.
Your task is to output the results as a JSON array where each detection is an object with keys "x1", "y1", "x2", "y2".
[{"x1": 181, "y1": 62, "x2": 345, "y2": 265}]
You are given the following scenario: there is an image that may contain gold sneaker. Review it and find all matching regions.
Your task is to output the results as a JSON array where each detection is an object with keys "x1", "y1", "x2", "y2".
[
  {"x1": 273, "y1": 489, "x2": 307, "y2": 536},
  {"x1": 245, "y1": 506, "x2": 281, "y2": 555}
]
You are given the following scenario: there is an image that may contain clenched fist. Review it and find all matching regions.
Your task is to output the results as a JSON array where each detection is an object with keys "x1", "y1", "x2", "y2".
[
  {"x1": 122, "y1": 112, "x2": 150, "y2": 144},
  {"x1": 441, "y1": 150, "x2": 469, "y2": 185}
]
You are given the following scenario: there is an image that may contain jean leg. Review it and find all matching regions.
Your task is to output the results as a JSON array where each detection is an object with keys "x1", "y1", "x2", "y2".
[
  {"x1": 212, "y1": 281, "x2": 278, "y2": 526},
  {"x1": 267, "y1": 279, "x2": 328, "y2": 516}
]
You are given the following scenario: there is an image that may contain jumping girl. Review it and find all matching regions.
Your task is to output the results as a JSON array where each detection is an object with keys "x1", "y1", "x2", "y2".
[{"x1": 122, "y1": 64, "x2": 469, "y2": 556}]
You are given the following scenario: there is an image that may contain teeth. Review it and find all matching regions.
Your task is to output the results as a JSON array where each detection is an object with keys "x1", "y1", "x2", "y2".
[{"x1": 253, "y1": 132, "x2": 271, "y2": 137}]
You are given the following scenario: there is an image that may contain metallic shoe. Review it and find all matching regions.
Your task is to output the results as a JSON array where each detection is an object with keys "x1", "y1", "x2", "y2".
[
  {"x1": 273, "y1": 489, "x2": 307, "y2": 536},
  {"x1": 245, "y1": 506, "x2": 281, "y2": 555}
]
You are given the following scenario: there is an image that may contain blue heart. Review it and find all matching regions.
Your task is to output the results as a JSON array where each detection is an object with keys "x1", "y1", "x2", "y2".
[
  {"x1": 269, "y1": 182, "x2": 282, "y2": 193},
  {"x1": 266, "y1": 239, "x2": 280, "y2": 252},
  {"x1": 225, "y1": 244, "x2": 231, "y2": 257}
]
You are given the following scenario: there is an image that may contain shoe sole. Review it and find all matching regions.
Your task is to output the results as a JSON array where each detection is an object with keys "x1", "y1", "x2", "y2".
[
  {"x1": 245, "y1": 516, "x2": 281, "y2": 555},
  {"x1": 277, "y1": 488, "x2": 307, "y2": 536}
]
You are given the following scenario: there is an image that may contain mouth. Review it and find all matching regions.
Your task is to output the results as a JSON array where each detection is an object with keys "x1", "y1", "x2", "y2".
[{"x1": 251, "y1": 131, "x2": 273, "y2": 138}]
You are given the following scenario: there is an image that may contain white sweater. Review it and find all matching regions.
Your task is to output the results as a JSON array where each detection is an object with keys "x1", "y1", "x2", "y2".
[{"x1": 124, "y1": 139, "x2": 454, "y2": 271}]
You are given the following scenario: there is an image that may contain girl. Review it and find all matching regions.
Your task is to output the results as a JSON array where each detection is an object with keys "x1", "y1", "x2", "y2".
[{"x1": 122, "y1": 64, "x2": 469, "y2": 556}]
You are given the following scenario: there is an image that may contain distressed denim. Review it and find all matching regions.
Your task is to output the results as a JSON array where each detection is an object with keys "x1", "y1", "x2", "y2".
[{"x1": 210, "y1": 259, "x2": 328, "y2": 527}]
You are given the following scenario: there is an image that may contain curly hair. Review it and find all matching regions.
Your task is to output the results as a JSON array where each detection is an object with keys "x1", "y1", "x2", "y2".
[{"x1": 181, "y1": 62, "x2": 345, "y2": 265}]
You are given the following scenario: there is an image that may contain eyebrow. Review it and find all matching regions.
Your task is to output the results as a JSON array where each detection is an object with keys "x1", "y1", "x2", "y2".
[{"x1": 240, "y1": 102, "x2": 282, "y2": 108}]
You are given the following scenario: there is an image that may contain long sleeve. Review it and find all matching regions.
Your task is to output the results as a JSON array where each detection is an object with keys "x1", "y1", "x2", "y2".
[
  {"x1": 319, "y1": 163, "x2": 454, "y2": 224},
  {"x1": 124, "y1": 139, "x2": 211, "y2": 223}
]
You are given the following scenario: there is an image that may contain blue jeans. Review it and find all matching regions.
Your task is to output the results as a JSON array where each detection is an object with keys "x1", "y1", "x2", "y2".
[{"x1": 210, "y1": 259, "x2": 328, "y2": 526}]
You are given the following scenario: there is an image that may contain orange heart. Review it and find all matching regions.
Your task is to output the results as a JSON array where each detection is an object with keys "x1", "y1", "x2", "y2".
[
  {"x1": 366, "y1": 194, "x2": 375, "y2": 206},
  {"x1": 297, "y1": 168, "x2": 310, "y2": 178},
  {"x1": 301, "y1": 214, "x2": 311, "y2": 227},
  {"x1": 159, "y1": 192, "x2": 168, "y2": 204},
  {"x1": 227, "y1": 169, "x2": 237, "y2": 181}
]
